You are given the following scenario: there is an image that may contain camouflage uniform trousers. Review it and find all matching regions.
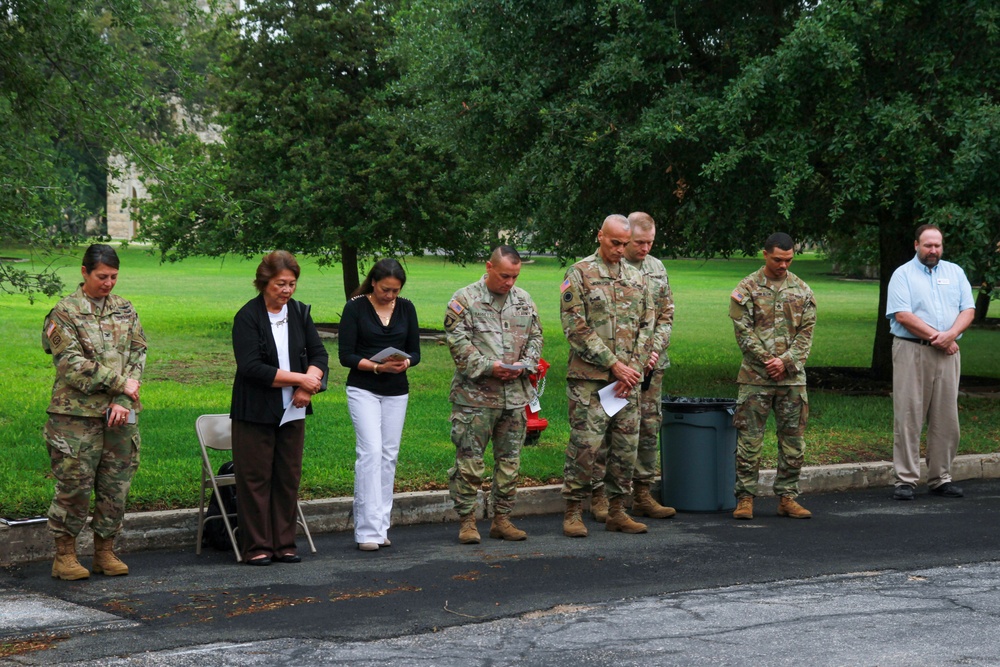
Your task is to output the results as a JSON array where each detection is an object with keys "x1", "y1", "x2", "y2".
[
  {"x1": 562, "y1": 380, "x2": 640, "y2": 502},
  {"x1": 732, "y1": 384, "x2": 808, "y2": 498},
  {"x1": 593, "y1": 367, "x2": 663, "y2": 488},
  {"x1": 448, "y1": 405, "x2": 526, "y2": 517},
  {"x1": 44, "y1": 413, "x2": 141, "y2": 539}
]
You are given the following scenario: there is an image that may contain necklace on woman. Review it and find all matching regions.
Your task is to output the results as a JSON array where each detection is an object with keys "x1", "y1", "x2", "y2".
[{"x1": 368, "y1": 294, "x2": 395, "y2": 326}]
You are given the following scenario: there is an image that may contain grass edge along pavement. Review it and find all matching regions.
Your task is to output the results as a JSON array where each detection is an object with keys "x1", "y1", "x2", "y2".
[
  {"x1": 0, "y1": 247, "x2": 997, "y2": 518},
  {"x1": 3, "y1": 453, "x2": 1000, "y2": 566}
]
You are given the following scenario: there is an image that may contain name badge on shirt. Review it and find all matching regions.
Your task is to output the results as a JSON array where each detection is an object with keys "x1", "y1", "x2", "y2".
[{"x1": 937, "y1": 278, "x2": 951, "y2": 285}]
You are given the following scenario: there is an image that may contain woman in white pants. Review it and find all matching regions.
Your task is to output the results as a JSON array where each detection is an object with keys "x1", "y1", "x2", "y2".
[{"x1": 338, "y1": 259, "x2": 420, "y2": 550}]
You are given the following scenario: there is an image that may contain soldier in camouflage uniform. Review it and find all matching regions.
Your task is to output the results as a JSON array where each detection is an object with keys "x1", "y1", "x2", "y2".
[
  {"x1": 41, "y1": 244, "x2": 146, "y2": 580},
  {"x1": 560, "y1": 215, "x2": 655, "y2": 538},
  {"x1": 445, "y1": 246, "x2": 543, "y2": 544},
  {"x1": 729, "y1": 233, "x2": 816, "y2": 521},
  {"x1": 591, "y1": 212, "x2": 677, "y2": 521}
]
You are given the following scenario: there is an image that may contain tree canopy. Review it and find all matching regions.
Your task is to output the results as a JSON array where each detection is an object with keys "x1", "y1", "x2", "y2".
[
  {"x1": 0, "y1": 0, "x2": 207, "y2": 298},
  {"x1": 395, "y1": 0, "x2": 999, "y2": 377},
  {"x1": 704, "y1": 0, "x2": 1000, "y2": 376},
  {"x1": 141, "y1": 0, "x2": 479, "y2": 298}
]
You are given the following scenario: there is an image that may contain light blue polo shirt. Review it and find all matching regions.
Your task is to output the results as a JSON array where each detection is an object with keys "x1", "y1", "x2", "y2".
[{"x1": 886, "y1": 254, "x2": 975, "y2": 338}]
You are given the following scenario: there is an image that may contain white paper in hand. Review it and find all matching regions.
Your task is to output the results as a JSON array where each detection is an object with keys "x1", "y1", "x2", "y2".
[{"x1": 598, "y1": 382, "x2": 628, "y2": 418}]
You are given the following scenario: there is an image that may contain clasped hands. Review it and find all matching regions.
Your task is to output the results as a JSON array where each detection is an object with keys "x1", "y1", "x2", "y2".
[
  {"x1": 292, "y1": 371, "x2": 325, "y2": 408},
  {"x1": 611, "y1": 361, "x2": 642, "y2": 398}
]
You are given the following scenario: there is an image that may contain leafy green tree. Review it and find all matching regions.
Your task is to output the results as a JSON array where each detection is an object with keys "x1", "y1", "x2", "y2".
[
  {"x1": 704, "y1": 0, "x2": 1000, "y2": 377},
  {"x1": 0, "y1": 0, "x2": 211, "y2": 298},
  {"x1": 141, "y1": 0, "x2": 477, "y2": 299},
  {"x1": 392, "y1": 0, "x2": 809, "y2": 257}
]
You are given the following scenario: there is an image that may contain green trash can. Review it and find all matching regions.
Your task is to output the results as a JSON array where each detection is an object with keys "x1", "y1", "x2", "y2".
[{"x1": 660, "y1": 396, "x2": 737, "y2": 512}]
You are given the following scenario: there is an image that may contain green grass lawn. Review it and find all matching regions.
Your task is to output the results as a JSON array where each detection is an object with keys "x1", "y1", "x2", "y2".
[{"x1": 1, "y1": 245, "x2": 997, "y2": 516}]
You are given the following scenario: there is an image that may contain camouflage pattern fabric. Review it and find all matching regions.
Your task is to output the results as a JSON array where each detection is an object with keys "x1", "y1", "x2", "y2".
[
  {"x1": 444, "y1": 279, "x2": 542, "y2": 516},
  {"x1": 43, "y1": 286, "x2": 147, "y2": 416},
  {"x1": 732, "y1": 385, "x2": 809, "y2": 498},
  {"x1": 729, "y1": 267, "x2": 814, "y2": 498},
  {"x1": 447, "y1": 406, "x2": 526, "y2": 516},
  {"x1": 42, "y1": 286, "x2": 146, "y2": 537},
  {"x1": 560, "y1": 253, "x2": 654, "y2": 381},
  {"x1": 560, "y1": 253, "x2": 652, "y2": 501},
  {"x1": 730, "y1": 268, "x2": 815, "y2": 386},
  {"x1": 592, "y1": 366, "x2": 663, "y2": 488},
  {"x1": 624, "y1": 254, "x2": 673, "y2": 370},
  {"x1": 562, "y1": 380, "x2": 640, "y2": 501},
  {"x1": 44, "y1": 413, "x2": 140, "y2": 538},
  {"x1": 445, "y1": 278, "x2": 543, "y2": 409}
]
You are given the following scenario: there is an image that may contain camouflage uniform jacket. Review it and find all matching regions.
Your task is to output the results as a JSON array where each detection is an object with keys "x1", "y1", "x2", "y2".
[
  {"x1": 624, "y1": 254, "x2": 674, "y2": 370},
  {"x1": 730, "y1": 267, "x2": 815, "y2": 386},
  {"x1": 445, "y1": 278, "x2": 543, "y2": 409},
  {"x1": 42, "y1": 286, "x2": 147, "y2": 417},
  {"x1": 561, "y1": 252, "x2": 655, "y2": 381}
]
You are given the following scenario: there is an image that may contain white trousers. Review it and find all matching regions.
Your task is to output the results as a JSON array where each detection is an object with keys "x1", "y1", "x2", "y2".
[{"x1": 346, "y1": 387, "x2": 408, "y2": 544}]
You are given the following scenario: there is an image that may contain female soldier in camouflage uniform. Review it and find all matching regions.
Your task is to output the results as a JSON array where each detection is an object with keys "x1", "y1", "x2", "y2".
[{"x1": 42, "y1": 244, "x2": 146, "y2": 580}]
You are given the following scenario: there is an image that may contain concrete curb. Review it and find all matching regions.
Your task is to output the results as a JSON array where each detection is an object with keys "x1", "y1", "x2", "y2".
[{"x1": 3, "y1": 453, "x2": 998, "y2": 566}]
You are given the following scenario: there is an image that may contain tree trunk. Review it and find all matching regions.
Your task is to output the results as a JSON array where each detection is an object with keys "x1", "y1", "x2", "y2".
[
  {"x1": 341, "y1": 242, "x2": 360, "y2": 301},
  {"x1": 974, "y1": 286, "x2": 992, "y2": 323},
  {"x1": 871, "y1": 216, "x2": 916, "y2": 381}
]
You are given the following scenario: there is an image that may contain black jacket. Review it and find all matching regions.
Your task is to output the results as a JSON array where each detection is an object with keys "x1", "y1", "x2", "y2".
[{"x1": 230, "y1": 295, "x2": 329, "y2": 424}]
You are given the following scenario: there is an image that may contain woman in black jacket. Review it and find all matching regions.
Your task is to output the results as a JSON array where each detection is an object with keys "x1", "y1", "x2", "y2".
[{"x1": 231, "y1": 251, "x2": 328, "y2": 565}]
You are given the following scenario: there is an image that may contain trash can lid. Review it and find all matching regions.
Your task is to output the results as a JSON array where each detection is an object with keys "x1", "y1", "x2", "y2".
[{"x1": 661, "y1": 396, "x2": 737, "y2": 413}]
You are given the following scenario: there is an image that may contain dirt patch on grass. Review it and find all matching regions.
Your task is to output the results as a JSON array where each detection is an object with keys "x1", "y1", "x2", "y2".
[{"x1": 145, "y1": 353, "x2": 234, "y2": 384}]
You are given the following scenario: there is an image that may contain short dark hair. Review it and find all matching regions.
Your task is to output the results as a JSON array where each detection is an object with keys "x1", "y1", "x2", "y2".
[
  {"x1": 490, "y1": 245, "x2": 522, "y2": 264},
  {"x1": 764, "y1": 232, "x2": 794, "y2": 252},
  {"x1": 353, "y1": 258, "x2": 407, "y2": 297},
  {"x1": 82, "y1": 244, "x2": 120, "y2": 273},
  {"x1": 254, "y1": 250, "x2": 300, "y2": 293},
  {"x1": 915, "y1": 224, "x2": 941, "y2": 241}
]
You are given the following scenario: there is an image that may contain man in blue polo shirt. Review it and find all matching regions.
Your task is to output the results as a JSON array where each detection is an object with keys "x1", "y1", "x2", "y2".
[{"x1": 886, "y1": 224, "x2": 976, "y2": 500}]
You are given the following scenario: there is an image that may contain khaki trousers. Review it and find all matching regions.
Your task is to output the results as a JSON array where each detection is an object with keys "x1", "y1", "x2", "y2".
[{"x1": 892, "y1": 338, "x2": 962, "y2": 489}]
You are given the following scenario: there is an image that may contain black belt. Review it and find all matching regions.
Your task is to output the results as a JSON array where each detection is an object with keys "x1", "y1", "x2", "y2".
[{"x1": 894, "y1": 335, "x2": 932, "y2": 346}]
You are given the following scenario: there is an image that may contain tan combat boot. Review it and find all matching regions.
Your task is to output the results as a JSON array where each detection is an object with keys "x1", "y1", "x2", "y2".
[
  {"x1": 590, "y1": 486, "x2": 609, "y2": 523},
  {"x1": 777, "y1": 496, "x2": 812, "y2": 519},
  {"x1": 563, "y1": 501, "x2": 588, "y2": 538},
  {"x1": 92, "y1": 534, "x2": 129, "y2": 576},
  {"x1": 52, "y1": 535, "x2": 89, "y2": 581},
  {"x1": 489, "y1": 514, "x2": 527, "y2": 541},
  {"x1": 605, "y1": 497, "x2": 648, "y2": 534},
  {"x1": 458, "y1": 513, "x2": 481, "y2": 544},
  {"x1": 631, "y1": 482, "x2": 676, "y2": 519},
  {"x1": 733, "y1": 496, "x2": 754, "y2": 520}
]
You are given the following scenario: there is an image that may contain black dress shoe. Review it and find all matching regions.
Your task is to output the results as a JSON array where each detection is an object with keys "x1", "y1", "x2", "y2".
[
  {"x1": 893, "y1": 484, "x2": 915, "y2": 501},
  {"x1": 246, "y1": 555, "x2": 272, "y2": 566},
  {"x1": 274, "y1": 553, "x2": 301, "y2": 563},
  {"x1": 929, "y1": 482, "x2": 964, "y2": 498}
]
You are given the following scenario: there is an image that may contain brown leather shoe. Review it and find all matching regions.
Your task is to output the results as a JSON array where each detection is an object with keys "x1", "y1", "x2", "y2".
[
  {"x1": 489, "y1": 514, "x2": 527, "y2": 541},
  {"x1": 458, "y1": 513, "x2": 481, "y2": 544},
  {"x1": 52, "y1": 536, "x2": 89, "y2": 581},
  {"x1": 733, "y1": 496, "x2": 754, "y2": 520},
  {"x1": 92, "y1": 535, "x2": 129, "y2": 576},
  {"x1": 590, "y1": 487, "x2": 609, "y2": 523},
  {"x1": 605, "y1": 497, "x2": 648, "y2": 534},
  {"x1": 631, "y1": 482, "x2": 676, "y2": 519},
  {"x1": 777, "y1": 496, "x2": 812, "y2": 519},
  {"x1": 563, "y1": 501, "x2": 588, "y2": 538}
]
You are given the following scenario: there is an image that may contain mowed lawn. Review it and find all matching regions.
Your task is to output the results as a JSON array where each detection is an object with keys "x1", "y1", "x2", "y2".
[{"x1": 0, "y1": 246, "x2": 997, "y2": 516}]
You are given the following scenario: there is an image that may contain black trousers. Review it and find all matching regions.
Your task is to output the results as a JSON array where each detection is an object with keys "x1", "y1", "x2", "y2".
[{"x1": 231, "y1": 419, "x2": 305, "y2": 559}]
